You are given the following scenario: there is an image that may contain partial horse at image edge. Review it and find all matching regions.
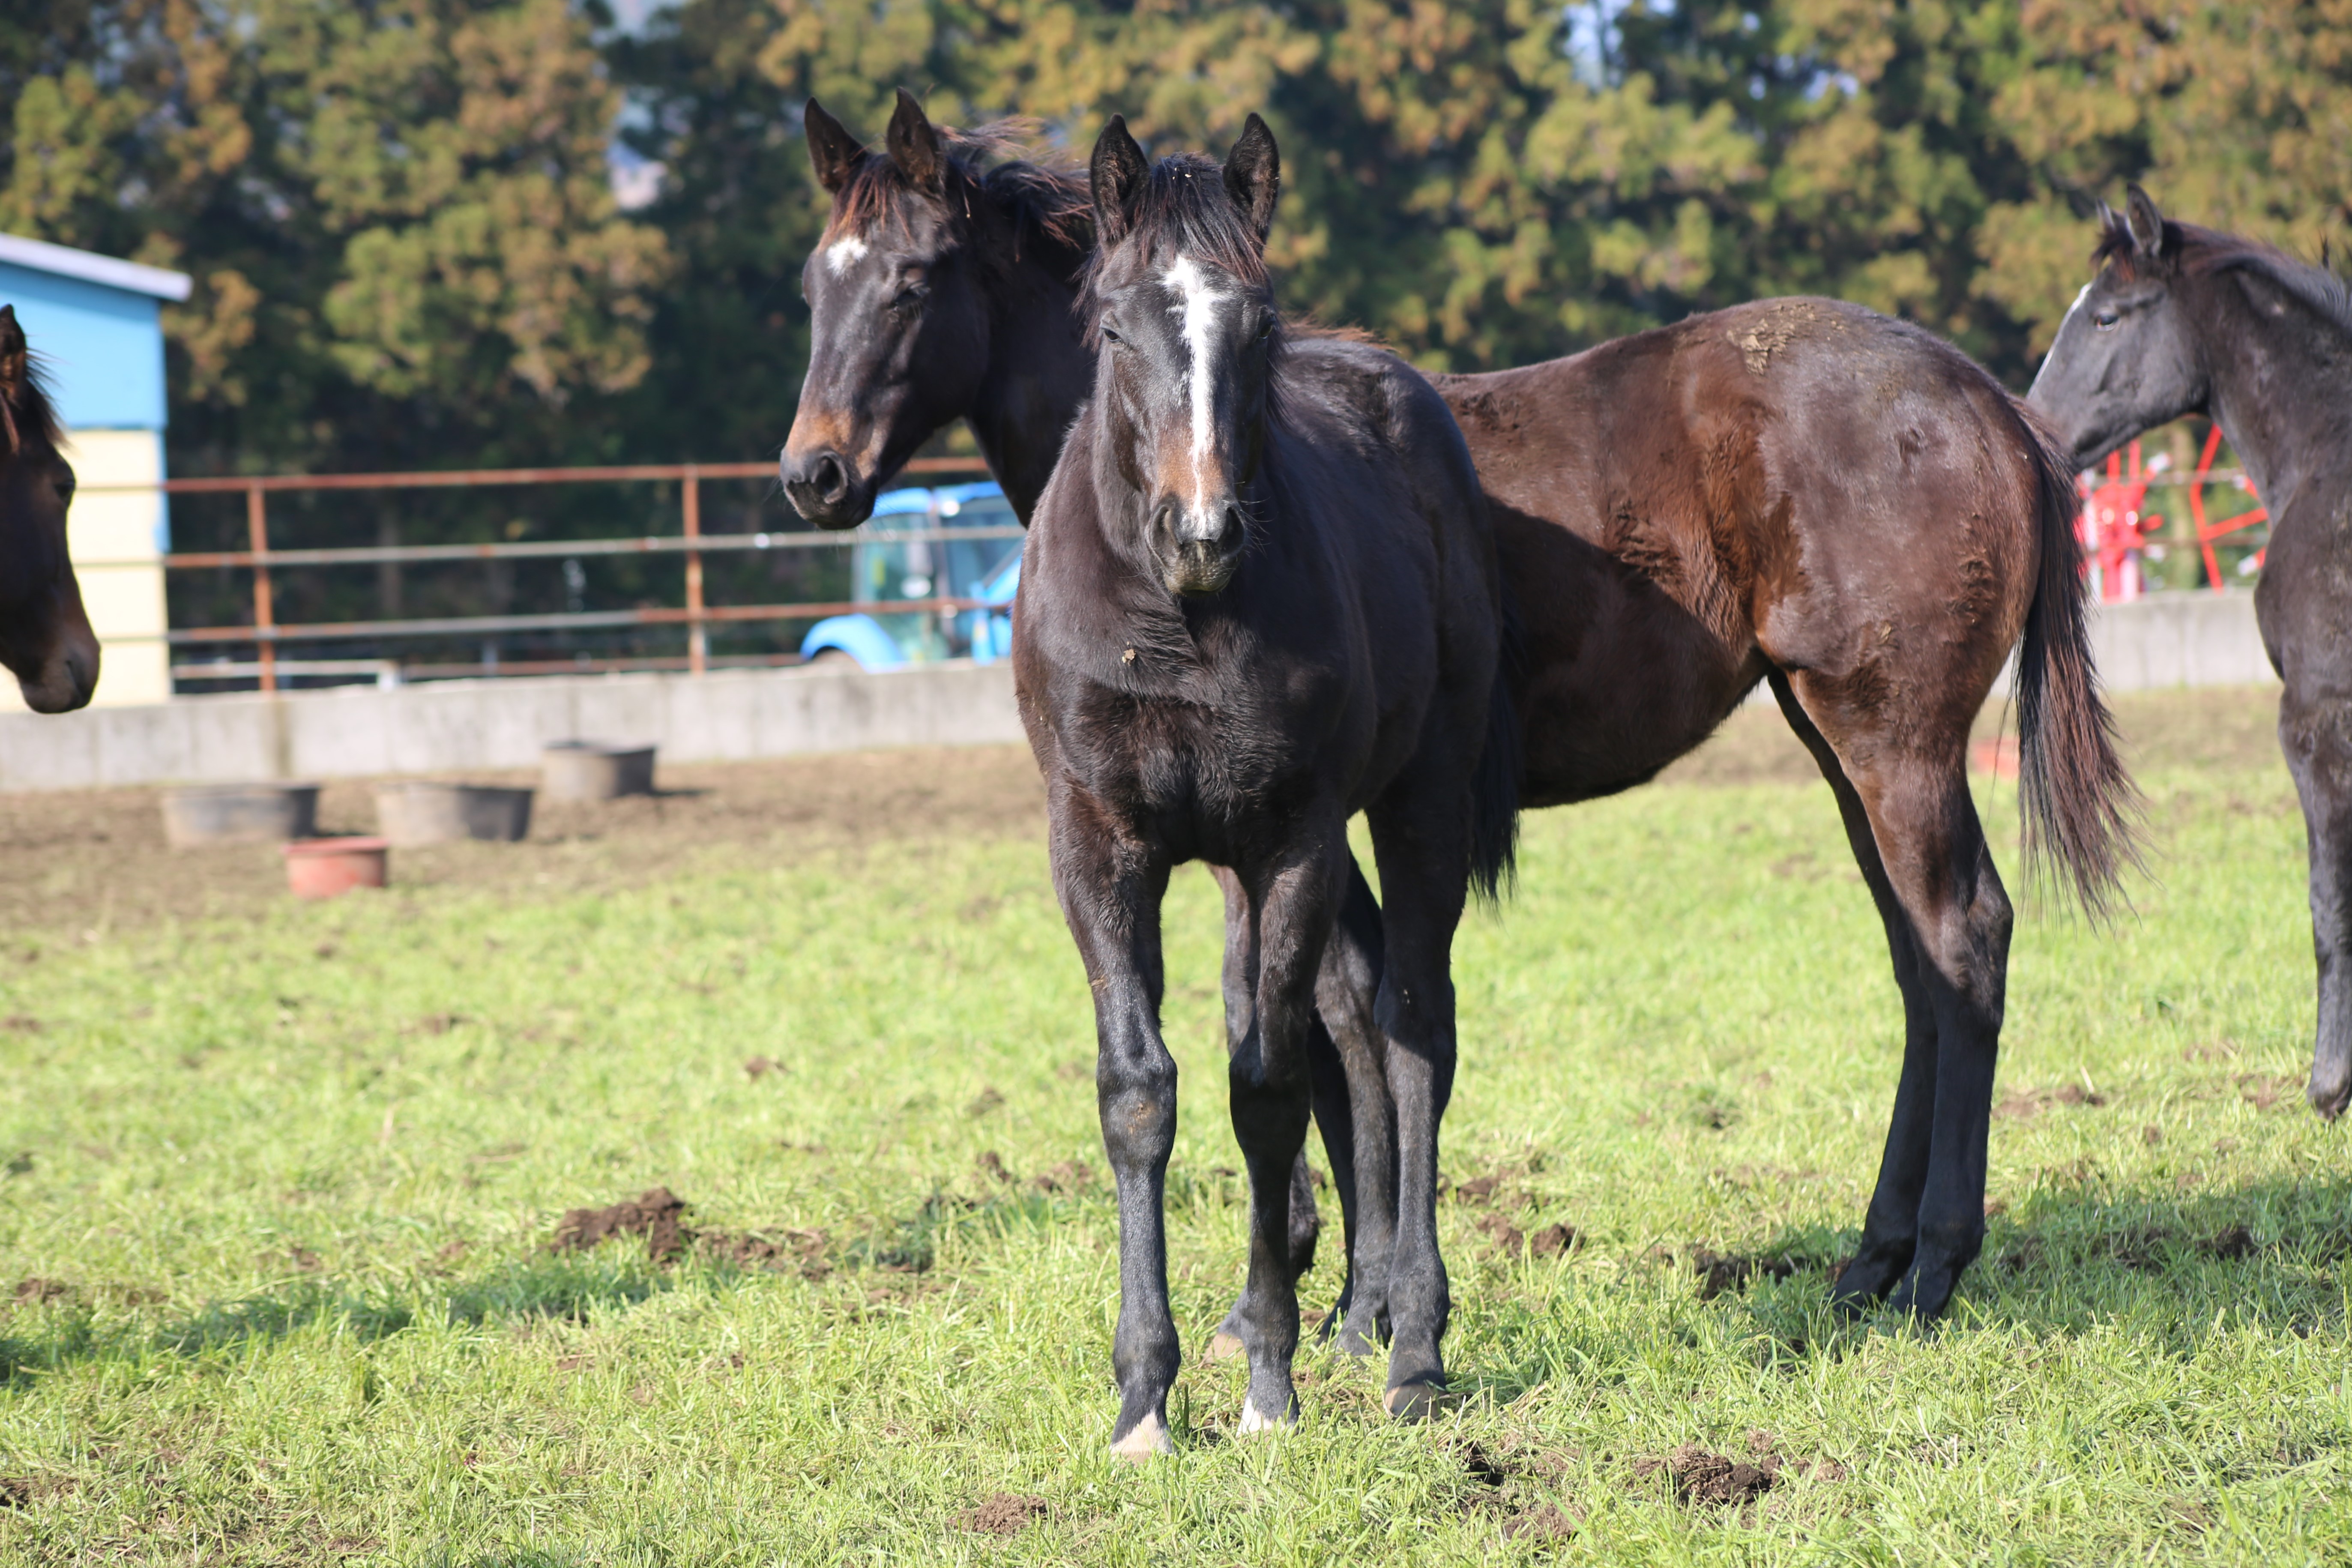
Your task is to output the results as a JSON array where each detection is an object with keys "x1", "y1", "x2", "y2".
[{"x1": 0, "y1": 303, "x2": 99, "y2": 713}]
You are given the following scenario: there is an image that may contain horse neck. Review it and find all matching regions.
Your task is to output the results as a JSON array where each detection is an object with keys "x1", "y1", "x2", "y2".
[
  {"x1": 966, "y1": 235, "x2": 1092, "y2": 525},
  {"x1": 2194, "y1": 272, "x2": 2352, "y2": 512}
]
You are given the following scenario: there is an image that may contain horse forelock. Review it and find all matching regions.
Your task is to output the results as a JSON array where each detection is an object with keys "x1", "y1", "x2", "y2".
[
  {"x1": 821, "y1": 119, "x2": 1091, "y2": 255},
  {"x1": 1080, "y1": 153, "x2": 1278, "y2": 364}
]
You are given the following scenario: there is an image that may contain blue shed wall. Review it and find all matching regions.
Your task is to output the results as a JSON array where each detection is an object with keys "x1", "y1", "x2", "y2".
[{"x1": 0, "y1": 261, "x2": 169, "y2": 430}]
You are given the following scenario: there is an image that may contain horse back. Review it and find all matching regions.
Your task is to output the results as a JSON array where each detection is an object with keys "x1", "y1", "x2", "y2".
[{"x1": 1436, "y1": 298, "x2": 2047, "y2": 802}]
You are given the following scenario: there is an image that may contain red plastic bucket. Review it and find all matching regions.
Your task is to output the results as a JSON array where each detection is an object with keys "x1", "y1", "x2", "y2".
[{"x1": 282, "y1": 837, "x2": 389, "y2": 898}]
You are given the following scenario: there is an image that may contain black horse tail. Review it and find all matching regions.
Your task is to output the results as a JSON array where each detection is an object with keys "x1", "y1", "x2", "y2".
[
  {"x1": 1469, "y1": 592, "x2": 1524, "y2": 906},
  {"x1": 2013, "y1": 402, "x2": 2142, "y2": 918}
]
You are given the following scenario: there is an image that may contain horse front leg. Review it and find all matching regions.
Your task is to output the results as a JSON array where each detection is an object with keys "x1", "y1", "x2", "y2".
[
  {"x1": 1049, "y1": 809, "x2": 1180, "y2": 1458},
  {"x1": 1227, "y1": 835, "x2": 1344, "y2": 1434},
  {"x1": 1207, "y1": 866, "x2": 1329, "y2": 1361},
  {"x1": 2280, "y1": 678, "x2": 2352, "y2": 1117}
]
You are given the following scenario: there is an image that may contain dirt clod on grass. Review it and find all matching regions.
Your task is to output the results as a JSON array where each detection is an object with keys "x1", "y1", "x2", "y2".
[
  {"x1": 1504, "y1": 1503, "x2": 1580, "y2": 1541},
  {"x1": 958, "y1": 1492, "x2": 1047, "y2": 1535},
  {"x1": 1637, "y1": 1442, "x2": 1780, "y2": 1506},
  {"x1": 551, "y1": 1187, "x2": 691, "y2": 1263},
  {"x1": 1996, "y1": 1084, "x2": 2109, "y2": 1120},
  {"x1": 742, "y1": 1056, "x2": 782, "y2": 1079},
  {"x1": 1688, "y1": 1248, "x2": 1796, "y2": 1299},
  {"x1": 11, "y1": 1278, "x2": 70, "y2": 1305},
  {"x1": 2207, "y1": 1224, "x2": 2257, "y2": 1260},
  {"x1": 699, "y1": 1227, "x2": 831, "y2": 1278}
]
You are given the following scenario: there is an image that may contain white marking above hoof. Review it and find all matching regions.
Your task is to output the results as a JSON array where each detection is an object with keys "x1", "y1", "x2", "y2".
[
  {"x1": 1236, "y1": 1396, "x2": 1295, "y2": 1436},
  {"x1": 1109, "y1": 1410, "x2": 1174, "y2": 1461},
  {"x1": 1383, "y1": 1381, "x2": 1451, "y2": 1422},
  {"x1": 1203, "y1": 1331, "x2": 1246, "y2": 1363}
]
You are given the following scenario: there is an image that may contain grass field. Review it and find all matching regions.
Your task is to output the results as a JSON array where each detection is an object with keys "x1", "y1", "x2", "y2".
[{"x1": 1, "y1": 690, "x2": 2347, "y2": 1564}]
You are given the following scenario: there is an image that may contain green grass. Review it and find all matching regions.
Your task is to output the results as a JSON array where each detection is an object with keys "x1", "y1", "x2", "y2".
[{"x1": 2, "y1": 761, "x2": 2348, "y2": 1564}]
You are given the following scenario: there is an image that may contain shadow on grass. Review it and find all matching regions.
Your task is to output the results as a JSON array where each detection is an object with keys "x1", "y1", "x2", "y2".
[{"x1": 0, "y1": 1253, "x2": 682, "y2": 1391}]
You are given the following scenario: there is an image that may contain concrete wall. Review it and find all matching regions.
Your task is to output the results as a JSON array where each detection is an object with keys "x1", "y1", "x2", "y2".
[
  {"x1": 0, "y1": 590, "x2": 2280, "y2": 793},
  {"x1": 0, "y1": 660, "x2": 1023, "y2": 792}
]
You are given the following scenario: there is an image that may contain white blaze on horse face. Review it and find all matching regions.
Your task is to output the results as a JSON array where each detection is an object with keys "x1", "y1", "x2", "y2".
[
  {"x1": 1163, "y1": 254, "x2": 1233, "y2": 529},
  {"x1": 825, "y1": 235, "x2": 870, "y2": 276}
]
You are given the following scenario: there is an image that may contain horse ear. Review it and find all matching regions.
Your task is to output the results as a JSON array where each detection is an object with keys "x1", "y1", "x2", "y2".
[
  {"x1": 0, "y1": 305, "x2": 21, "y2": 455},
  {"x1": 1222, "y1": 114, "x2": 1280, "y2": 245},
  {"x1": 2124, "y1": 184, "x2": 2166, "y2": 260},
  {"x1": 887, "y1": 88, "x2": 943, "y2": 195},
  {"x1": 1091, "y1": 116, "x2": 1149, "y2": 246},
  {"x1": 805, "y1": 99, "x2": 863, "y2": 195}
]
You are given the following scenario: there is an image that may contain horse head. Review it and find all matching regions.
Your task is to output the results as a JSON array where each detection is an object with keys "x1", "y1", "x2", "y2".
[
  {"x1": 0, "y1": 305, "x2": 99, "y2": 712},
  {"x1": 1082, "y1": 114, "x2": 1282, "y2": 597},
  {"x1": 2028, "y1": 187, "x2": 2211, "y2": 468}
]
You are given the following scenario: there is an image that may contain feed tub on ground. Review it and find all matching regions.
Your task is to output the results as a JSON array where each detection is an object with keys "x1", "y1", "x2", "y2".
[
  {"x1": 373, "y1": 783, "x2": 534, "y2": 846},
  {"x1": 541, "y1": 741, "x2": 656, "y2": 802},
  {"x1": 283, "y1": 837, "x2": 389, "y2": 898},
  {"x1": 160, "y1": 783, "x2": 320, "y2": 847}
]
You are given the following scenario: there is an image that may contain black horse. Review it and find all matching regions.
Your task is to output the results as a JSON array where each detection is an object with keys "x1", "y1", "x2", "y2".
[
  {"x1": 1016, "y1": 114, "x2": 1516, "y2": 1454},
  {"x1": 2031, "y1": 187, "x2": 2352, "y2": 1118},
  {"x1": 0, "y1": 304, "x2": 98, "y2": 712}
]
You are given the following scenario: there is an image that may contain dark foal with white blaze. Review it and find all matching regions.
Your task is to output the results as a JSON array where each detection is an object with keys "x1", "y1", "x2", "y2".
[
  {"x1": 778, "y1": 92, "x2": 1365, "y2": 1350},
  {"x1": 1017, "y1": 114, "x2": 1516, "y2": 1454},
  {"x1": 0, "y1": 305, "x2": 99, "y2": 713},
  {"x1": 2031, "y1": 187, "x2": 2352, "y2": 1119}
]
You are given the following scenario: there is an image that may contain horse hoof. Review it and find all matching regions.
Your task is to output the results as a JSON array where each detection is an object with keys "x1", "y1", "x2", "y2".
[
  {"x1": 1109, "y1": 1410, "x2": 1174, "y2": 1461},
  {"x1": 1237, "y1": 1397, "x2": 1294, "y2": 1436},
  {"x1": 1204, "y1": 1331, "x2": 1246, "y2": 1363},
  {"x1": 1383, "y1": 1381, "x2": 1450, "y2": 1422}
]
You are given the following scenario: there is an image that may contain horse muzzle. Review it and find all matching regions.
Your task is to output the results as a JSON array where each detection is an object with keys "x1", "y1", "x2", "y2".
[
  {"x1": 779, "y1": 446, "x2": 875, "y2": 531},
  {"x1": 14, "y1": 634, "x2": 97, "y2": 713},
  {"x1": 1153, "y1": 498, "x2": 1245, "y2": 597}
]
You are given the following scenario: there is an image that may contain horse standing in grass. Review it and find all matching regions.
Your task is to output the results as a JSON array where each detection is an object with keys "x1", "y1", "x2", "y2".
[
  {"x1": 2031, "y1": 188, "x2": 2352, "y2": 1119},
  {"x1": 782, "y1": 97, "x2": 2138, "y2": 1332},
  {"x1": 0, "y1": 304, "x2": 99, "y2": 712},
  {"x1": 1017, "y1": 114, "x2": 1517, "y2": 1453}
]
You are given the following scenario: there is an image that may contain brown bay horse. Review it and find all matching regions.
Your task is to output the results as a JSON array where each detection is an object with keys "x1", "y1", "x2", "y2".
[
  {"x1": 0, "y1": 304, "x2": 99, "y2": 712},
  {"x1": 2030, "y1": 188, "x2": 2352, "y2": 1119},
  {"x1": 781, "y1": 98, "x2": 2137, "y2": 1332}
]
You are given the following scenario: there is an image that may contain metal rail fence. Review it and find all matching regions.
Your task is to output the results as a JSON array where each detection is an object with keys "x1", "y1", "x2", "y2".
[{"x1": 79, "y1": 456, "x2": 1000, "y2": 691}]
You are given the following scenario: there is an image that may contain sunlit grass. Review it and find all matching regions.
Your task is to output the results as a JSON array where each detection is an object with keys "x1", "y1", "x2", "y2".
[{"x1": 0, "y1": 758, "x2": 2346, "y2": 1563}]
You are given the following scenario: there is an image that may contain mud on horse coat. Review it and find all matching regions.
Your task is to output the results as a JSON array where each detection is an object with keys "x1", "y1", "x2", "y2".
[
  {"x1": 0, "y1": 304, "x2": 99, "y2": 712},
  {"x1": 2032, "y1": 186, "x2": 2352, "y2": 1119},
  {"x1": 779, "y1": 96, "x2": 2139, "y2": 1330},
  {"x1": 1014, "y1": 114, "x2": 1516, "y2": 1454}
]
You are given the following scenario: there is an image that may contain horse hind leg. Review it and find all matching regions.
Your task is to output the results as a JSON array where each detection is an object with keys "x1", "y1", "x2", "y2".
[{"x1": 1775, "y1": 672, "x2": 2012, "y2": 1317}]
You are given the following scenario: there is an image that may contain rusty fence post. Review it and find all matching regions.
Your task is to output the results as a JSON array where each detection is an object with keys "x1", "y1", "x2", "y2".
[
  {"x1": 248, "y1": 484, "x2": 276, "y2": 693},
  {"x1": 683, "y1": 464, "x2": 706, "y2": 674}
]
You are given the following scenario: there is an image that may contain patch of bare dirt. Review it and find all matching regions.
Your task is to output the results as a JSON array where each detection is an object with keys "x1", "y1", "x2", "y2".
[
  {"x1": 958, "y1": 1493, "x2": 1047, "y2": 1535},
  {"x1": 0, "y1": 743, "x2": 1047, "y2": 937},
  {"x1": 1995, "y1": 1083, "x2": 2109, "y2": 1120},
  {"x1": 1634, "y1": 1432, "x2": 1843, "y2": 1508},
  {"x1": 550, "y1": 1187, "x2": 691, "y2": 1264},
  {"x1": 10, "y1": 1278, "x2": 70, "y2": 1305},
  {"x1": 1657, "y1": 683, "x2": 2282, "y2": 788}
]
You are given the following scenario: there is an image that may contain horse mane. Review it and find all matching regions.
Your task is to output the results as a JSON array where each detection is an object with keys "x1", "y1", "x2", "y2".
[
  {"x1": 0, "y1": 347, "x2": 63, "y2": 457},
  {"x1": 2096, "y1": 209, "x2": 2352, "y2": 337},
  {"x1": 823, "y1": 117, "x2": 1092, "y2": 258}
]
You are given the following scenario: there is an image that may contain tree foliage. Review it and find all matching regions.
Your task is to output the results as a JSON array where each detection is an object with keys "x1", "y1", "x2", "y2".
[{"x1": 6, "y1": 0, "x2": 2352, "y2": 480}]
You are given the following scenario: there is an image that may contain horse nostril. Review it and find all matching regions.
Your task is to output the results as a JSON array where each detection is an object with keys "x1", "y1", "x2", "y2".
[
  {"x1": 1152, "y1": 497, "x2": 1182, "y2": 541},
  {"x1": 1218, "y1": 506, "x2": 1245, "y2": 553},
  {"x1": 811, "y1": 453, "x2": 847, "y2": 503}
]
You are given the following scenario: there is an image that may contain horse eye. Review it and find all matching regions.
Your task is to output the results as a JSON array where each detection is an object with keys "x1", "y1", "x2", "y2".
[
  {"x1": 1101, "y1": 326, "x2": 1124, "y2": 346},
  {"x1": 1256, "y1": 317, "x2": 1273, "y2": 342},
  {"x1": 891, "y1": 283, "x2": 930, "y2": 312},
  {"x1": 2093, "y1": 309, "x2": 2120, "y2": 330}
]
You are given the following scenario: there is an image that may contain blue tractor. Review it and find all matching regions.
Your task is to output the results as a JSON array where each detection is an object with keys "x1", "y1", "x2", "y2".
[{"x1": 798, "y1": 482, "x2": 1022, "y2": 670}]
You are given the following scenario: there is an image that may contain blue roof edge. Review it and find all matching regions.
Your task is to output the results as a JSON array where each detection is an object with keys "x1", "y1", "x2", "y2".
[{"x1": 0, "y1": 233, "x2": 192, "y2": 301}]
